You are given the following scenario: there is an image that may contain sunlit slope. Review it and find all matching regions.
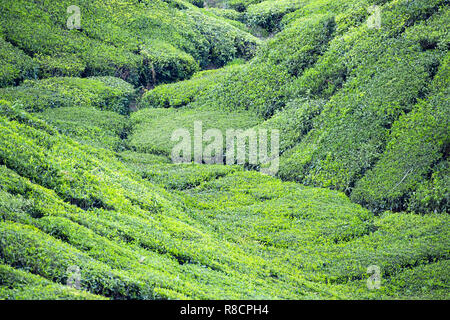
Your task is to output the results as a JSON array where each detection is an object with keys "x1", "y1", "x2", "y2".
[
  {"x1": 0, "y1": 0, "x2": 448, "y2": 300},
  {"x1": 0, "y1": 95, "x2": 448, "y2": 299}
]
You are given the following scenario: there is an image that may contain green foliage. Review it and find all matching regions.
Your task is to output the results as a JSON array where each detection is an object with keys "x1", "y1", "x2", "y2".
[
  {"x1": 141, "y1": 40, "x2": 199, "y2": 85},
  {"x1": 38, "y1": 107, "x2": 129, "y2": 151},
  {"x1": 183, "y1": 172, "x2": 449, "y2": 292},
  {"x1": 206, "y1": 7, "x2": 244, "y2": 22},
  {"x1": 408, "y1": 161, "x2": 449, "y2": 214},
  {"x1": 254, "y1": 99, "x2": 325, "y2": 154},
  {"x1": 137, "y1": 162, "x2": 241, "y2": 191},
  {"x1": 188, "y1": 13, "x2": 335, "y2": 118},
  {"x1": 0, "y1": 37, "x2": 37, "y2": 88},
  {"x1": 0, "y1": 263, "x2": 106, "y2": 300},
  {"x1": 128, "y1": 106, "x2": 261, "y2": 156},
  {"x1": 245, "y1": 0, "x2": 307, "y2": 32},
  {"x1": 0, "y1": 77, "x2": 136, "y2": 115},
  {"x1": 32, "y1": 53, "x2": 86, "y2": 79},
  {"x1": 217, "y1": 0, "x2": 265, "y2": 12},
  {"x1": 139, "y1": 65, "x2": 243, "y2": 109},
  {"x1": 0, "y1": 0, "x2": 260, "y2": 86},
  {"x1": 277, "y1": 2, "x2": 449, "y2": 210},
  {"x1": 0, "y1": 0, "x2": 448, "y2": 301},
  {"x1": 351, "y1": 93, "x2": 449, "y2": 213},
  {"x1": 350, "y1": 50, "x2": 449, "y2": 212}
]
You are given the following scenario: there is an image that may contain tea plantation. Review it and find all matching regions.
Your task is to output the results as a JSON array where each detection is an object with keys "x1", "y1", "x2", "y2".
[{"x1": 0, "y1": 0, "x2": 448, "y2": 300}]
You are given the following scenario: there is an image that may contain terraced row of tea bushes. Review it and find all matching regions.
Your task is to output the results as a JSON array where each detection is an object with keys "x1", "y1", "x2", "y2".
[
  {"x1": 0, "y1": 77, "x2": 136, "y2": 114},
  {"x1": 180, "y1": 171, "x2": 449, "y2": 298},
  {"x1": 128, "y1": 107, "x2": 262, "y2": 156},
  {"x1": 119, "y1": 149, "x2": 241, "y2": 191},
  {"x1": 118, "y1": 151, "x2": 246, "y2": 192},
  {"x1": 271, "y1": 1, "x2": 449, "y2": 213},
  {"x1": 190, "y1": 5, "x2": 250, "y2": 32},
  {"x1": 0, "y1": 77, "x2": 137, "y2": 151},
  {"x1": 0, "y1": 36, "x2": 37, "y2": 88},
  {"x1": 245, "y1": 0, "x2": 307, "y2": 32},
  {"x1": 37, "y1": 107, "x2": 130, "y2": 152},
  {"x1": 118, "y1": 150, "x2": 242, "y2": 190},
  {"x1": 378, "y1": 260, "x2": 450, "y2": 299},
  {"x1": 197, "y1": 0, "x2": 265, "y2": 12},
  {"x1": 330, "y1": 258, "x2": 450, "y2": 299},
  {"x1": 189, "y1": 13, "x2": 336, "y2": 118},
  {"x1": 351, "y1": 53, "x2": 450, "y2": 213},
  {"x1": 0, "y1": 0, "x2": 260, "y2": 87},
  {"x1": 205, "y1": 7, "x2": 244, "y2": 22},
  {"x1": 0, "y1": 108, "x2": 343, "y2": 299},
  {"x1": 140, "y1": 40, "x2": 200, "y2": 85},
  {"x1": 253, "y1": 98, "x2": 326, "y2": 155},
  {"x1": 139, "y1": 64, "x2": 245, "y2": 109},
  {"x1": 0, "y1": 263, "x2": 106, "y2": 300}
]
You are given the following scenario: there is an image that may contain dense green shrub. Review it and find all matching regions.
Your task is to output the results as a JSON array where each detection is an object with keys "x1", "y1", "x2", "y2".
[
  {"x1": 38, "y1": 107, "x2": 129, "y2": 151},
  {"x1": 139, "y1": 66, "x2": 243, "y2": 108},
  {"x1": 32, "y1": 53, "x2": 86, "y2": 79},
  {"x1": 278, "y1": 2, "x2": 449, "y2": 200},
  {"x1": 183, "y1": 172, "x2": 449, "y2": 292},
  {"x1": 189, "y1": 13, "x2": 335, "y2": 118},
  {"x1": 245, "y1": 0, "x2": 307, "y2": 32},
  {"x1": 221, "y1": 0, "x2": 266, "y2": 12},
  {"x1": 408, "y1": 160, "x2": 449, "y2": 214},
  {"x1": 206, "y1": 7, "x2": 244, "y2": 22},
  {"x1": 381, "y1": 260, "x2": 450, "y2": 299},
  {"x1": 351, "y1": 53, "x2": 450, "y2": 213},
  {"x1": 141, "y1": 40, "x2": 199, "y2": 85},
  {"x1": 0, "y1": 0, "x2": 260, "y2": 87},
  {"x1": 0, "y1": 77, "x2": 136, "y2": 114},
  {"x1": 137, "y1": 163, "x2": 241, "y2": 190},
  {"x1": 254, "y1": 99, "x2": 326, "y2": 155},
  {"x1": 351, "y1": 94, "x2": 449, "y2": 213},
  {"x1": 0, "y1": 263, "x2": 106, "y2": 300},
  {"x1": 0, "y1": 37, "x2": 37, "y2": 88}
]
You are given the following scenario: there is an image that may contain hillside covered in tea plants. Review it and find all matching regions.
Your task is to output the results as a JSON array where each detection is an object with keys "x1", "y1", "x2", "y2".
[{"x1": 0, "y1": 0, "x2": 448, "y2": 300}]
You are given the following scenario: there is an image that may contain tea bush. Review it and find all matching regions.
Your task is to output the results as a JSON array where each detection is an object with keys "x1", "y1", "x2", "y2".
[
  {"x1": 0, "y1": 263, "x2": 106, "y2": 300},
  {"x1": 38, "y1": 107, "x2": 129, "y2": 151},
  {"x1": 139, "y1": 66, "x2": 243, "y2": 109},
  {"x1": 245, "y1": 0, "x2": 307, "y2": 32},
  {"x1": 0, "y1": 77, "x2": 136, "y2": 114},
  {"x1": 0, "y1": 37, "x2": 37, "y2": 88}
]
